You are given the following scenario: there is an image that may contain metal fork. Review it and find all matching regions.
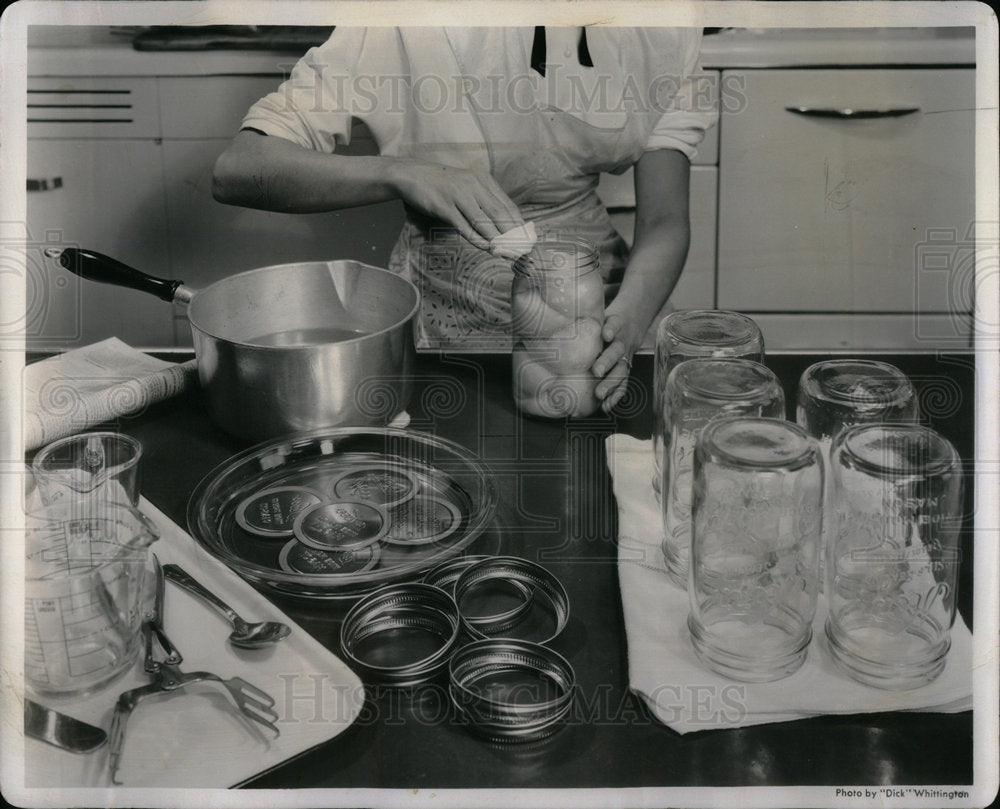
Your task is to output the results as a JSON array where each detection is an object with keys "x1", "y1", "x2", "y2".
[{"x1": 107, "y1": 560, "x2": 279, "y2": 784}]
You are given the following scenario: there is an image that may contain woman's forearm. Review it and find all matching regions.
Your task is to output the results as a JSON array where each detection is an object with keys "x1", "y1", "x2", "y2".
[
  {"x1": 605, "y1": 148, "x2": 692, "y2": 342},
  {"x1": 607, "y1": 218, "x2": 690, "y2": 337},
  {"x1": 212, "y1": 130, "x2": 523, "y2": 249},
  {"x1": 212, "y1": 130, "x2": 403, "y2": 212}
]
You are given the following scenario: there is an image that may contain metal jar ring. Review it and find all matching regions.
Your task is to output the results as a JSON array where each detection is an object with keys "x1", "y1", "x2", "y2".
[
  {"x1": 453, "y1": 556, "x2": 569, "y2": 646},
  {"x1": 422, "y1": 555, "x2": 536, "y2": 634},
  {"x1": 339, "y1": 583, "x2": 460, "y2": 686}
]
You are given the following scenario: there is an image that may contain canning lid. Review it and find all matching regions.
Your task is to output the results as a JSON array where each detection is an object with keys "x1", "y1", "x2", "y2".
[
  {"x1": 385, "y1": 493, "x2": 463, "y2": 545},
  {"x1": 186, "y1": 427, "x2": 500, "y2": 601},
  {"x1": 292, "y1": 500, "x2": 389, "y2": 552},
  {"x1": 454, "y1": 556, "x2": 570, "y2": 645},
  {"x1": 326, "y1": 465, "x2": 419, "y2": 509},
  {"x1": 422, "y1": 555, "x2": 535, "y2": 634},
  {"x1": 235, "y1": 486, "x2": 324, "y2": 538},
  {"x1": 339, "y1": 583, "x2": 461, "y2": 686},
  {"x1": 278, "y1": 539, "x2": 381, "y2": 575},
  {"x1": 449, "y1": 639, "x2": 576, "y2": 743}
]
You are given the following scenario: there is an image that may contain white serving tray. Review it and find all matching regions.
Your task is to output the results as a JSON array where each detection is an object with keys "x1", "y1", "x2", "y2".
[{"x1": 23, "y1": 496, "x2": 365, "y2": 789}]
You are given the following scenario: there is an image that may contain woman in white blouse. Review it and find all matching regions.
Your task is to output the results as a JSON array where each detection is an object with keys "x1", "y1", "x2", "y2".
[{"x1": 213, "y1": 26, "x2": 715, "y2": 413}]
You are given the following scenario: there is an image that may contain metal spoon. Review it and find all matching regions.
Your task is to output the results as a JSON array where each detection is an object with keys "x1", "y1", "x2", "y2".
[{"x1": 161, "y1": 563, "x2": 291, "y2": 649}]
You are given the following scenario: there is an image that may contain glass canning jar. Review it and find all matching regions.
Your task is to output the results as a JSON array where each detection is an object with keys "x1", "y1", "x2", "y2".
[
  {"x1": 825, "y1": 423, "x2": 963, "y2": 690},
  {"x1": 511, "y1": 239, "x2": 604, "y2": 418},
  {"x1": 688, "y1": 417, "x2": 823, "y2": 682},
  {"x1": 796, "y1": 359, "x2": 919, "y2": 589},
  {"x1": 660, "y1": 359, "x2": 786, "y2": 588},
  {"x1": 652, "y1": 311, "x2": 765, "y2": 500}
]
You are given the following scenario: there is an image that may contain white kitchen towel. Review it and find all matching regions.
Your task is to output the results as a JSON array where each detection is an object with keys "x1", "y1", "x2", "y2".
[
  {"x1": 25, "y1": 338, "x2": 198, "y2": 450},
  {"x1": 606, "y1": 433, "x2": 974, "y2": 734},
  {"x1": 490, "y1": 221, "x2": 537, "y2": 260}
]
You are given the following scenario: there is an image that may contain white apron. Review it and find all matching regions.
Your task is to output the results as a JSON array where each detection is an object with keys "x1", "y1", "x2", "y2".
[{"x1": 384, "y1": 28, "x2": 681, "y2": 350}]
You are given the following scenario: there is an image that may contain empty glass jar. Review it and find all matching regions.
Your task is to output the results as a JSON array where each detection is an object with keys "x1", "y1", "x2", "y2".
[
  {"x1": 796, "y1": 360, "x2": 918, "y2": 447},
  {"x1": 796, "y1": 360, "x2": 919, "y2": 586},
  {"x1": 652, "y1": 311, "x2": 765, "y2": 500},
  {"x1": 660, "y1": 359, "x2": 785, "y2": 587},
  {"x1": 511, "y1": 239, "x2": 604, "y2": 418},
  {"x1": 688, "y1": 417, "x2": 823, "y2": 682},
  {"x1": 825, "y1": 424, "x2": 963, "y2": 690}
]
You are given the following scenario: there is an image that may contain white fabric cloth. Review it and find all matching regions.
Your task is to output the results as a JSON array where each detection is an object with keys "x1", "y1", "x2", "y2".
[
  {"x1": 490, "y1": 220, "x2": 537, "y2": 260},
  {"x1": 606, "y1": 433, "x2": 974, "y2": 734}
]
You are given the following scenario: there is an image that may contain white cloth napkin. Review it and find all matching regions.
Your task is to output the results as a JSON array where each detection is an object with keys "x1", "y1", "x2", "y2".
[
  {"x1": 606, "y1": 434, "x2": 974, "y2": 734},
  {"x1": 25, "y1": 338, "x2": 198, "y2": 451},
  {"x1": 490, "y1": 221, "x2": 537, "y2": 260}
]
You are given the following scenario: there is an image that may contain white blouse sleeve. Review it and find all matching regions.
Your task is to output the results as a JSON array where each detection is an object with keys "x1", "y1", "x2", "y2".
[
  {"x1": 643, "y1": 29, "x2": 718, "y2": 160},
  {"x1": 240, "y1": 27, "x2": 385, "y2": 153}
]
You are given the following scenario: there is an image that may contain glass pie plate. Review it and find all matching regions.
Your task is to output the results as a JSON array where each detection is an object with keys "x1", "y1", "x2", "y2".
[{"x1": 187, "y1": 428, "x2": 500, "y2": 600}]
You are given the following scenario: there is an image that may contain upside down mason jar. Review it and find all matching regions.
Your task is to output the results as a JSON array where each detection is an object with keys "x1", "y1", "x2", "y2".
[
  {"x1": 796, "y1": 360, "x2": 919, "y2": 589},
  {"x1": 825, "y1": 423, "x2": 963, "y2": 690},
  {"x1": 652, "y1": 311, "x2": 765, "y2": 501},
  {"x1": 688, "y1": 417, "x2": 823, "y2": 682},
  {"x1": 660, "y1": 358, "x2": 785, "y2": 588},
  {"x1": 511, "y1": 239, "x2": 604, "y2": 418}
]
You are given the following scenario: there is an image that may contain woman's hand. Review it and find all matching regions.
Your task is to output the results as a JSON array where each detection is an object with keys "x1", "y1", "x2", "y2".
[
  {"x1": 592, "y1": 313, "x2": 643, "y2": 413},
  {"x1": 213, "y1": 133, "x2": 522, "y2": 251},
  {"x1": 386, "y1": 159, "x2": 523, "y2": 251}
]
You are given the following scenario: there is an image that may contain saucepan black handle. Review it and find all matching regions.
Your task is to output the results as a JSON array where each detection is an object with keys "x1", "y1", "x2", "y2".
[{"x1": 46, "y1": 247, "x2": 184, "y2": 303}]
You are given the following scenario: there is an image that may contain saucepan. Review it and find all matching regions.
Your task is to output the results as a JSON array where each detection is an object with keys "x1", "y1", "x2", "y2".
[{"x1": 48, "y1": 248, "x2": 420, "y2": 442}]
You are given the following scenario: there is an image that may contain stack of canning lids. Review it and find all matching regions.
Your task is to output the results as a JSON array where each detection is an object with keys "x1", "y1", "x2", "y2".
[
  {"x1": 339, "y1": 555, "x2": 576, "y2": 742},
  {"x1": 239, "y1": 463, "x2": 465, "y2": 575},
  {"x1": 186, "y1": 429, "x2": 499, "y2": 600}
]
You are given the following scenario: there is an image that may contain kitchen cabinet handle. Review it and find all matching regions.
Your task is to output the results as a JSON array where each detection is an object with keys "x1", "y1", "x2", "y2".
[
  {"x1": 26, "y1": 177, "x2": 63, "y2": 192},
  {"x1": 44, "y1": 247, "x2": 183, "y2": 303},
  {"x1": 785, "y1": 106, "x2": 920, "y2": 120}
]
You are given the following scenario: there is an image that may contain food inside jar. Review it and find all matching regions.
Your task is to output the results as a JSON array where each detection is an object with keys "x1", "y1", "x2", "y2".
[{"x1": 513, "y1": 316, "x2": 603, "y2": 417}]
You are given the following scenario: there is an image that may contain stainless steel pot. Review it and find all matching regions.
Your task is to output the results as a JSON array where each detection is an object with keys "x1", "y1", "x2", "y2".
[{"x1": 49, "y1": 248, "x2": 419, "y2": 442}]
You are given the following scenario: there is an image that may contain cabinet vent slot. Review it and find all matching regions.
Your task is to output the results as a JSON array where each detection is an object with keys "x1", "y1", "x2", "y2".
[{"x1": 27, "y1": 88, "x2": 135, "y2": 124}]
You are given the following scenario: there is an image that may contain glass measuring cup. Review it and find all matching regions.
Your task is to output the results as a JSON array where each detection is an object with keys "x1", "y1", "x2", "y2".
[
  {"x1": 32, "y1": 432, "x2": 142, "y2": 509},
  {"x1": 25, "y1": 500, "x2": 158, "y2": 696}
]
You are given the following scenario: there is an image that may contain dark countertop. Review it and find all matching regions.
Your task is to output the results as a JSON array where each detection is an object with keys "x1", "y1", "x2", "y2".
[{"x1": 85, "y1": 351, "x2": 975, "y2": 791}]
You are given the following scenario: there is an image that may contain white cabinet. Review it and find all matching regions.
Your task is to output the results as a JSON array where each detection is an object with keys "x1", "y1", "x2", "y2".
[
  {"x1": 26, "y1": 77, "x2": 174, "y2": 349},
  {"x1": 717, "y1": 68, "x2": 974, "y2": 348},
  {"x1": 26, "y1": 139, "x2": 175, "y2": 349}
]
